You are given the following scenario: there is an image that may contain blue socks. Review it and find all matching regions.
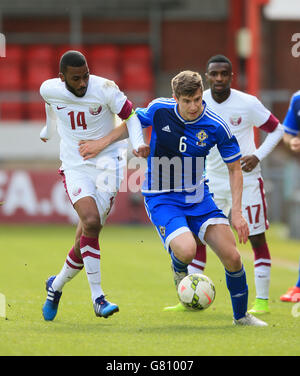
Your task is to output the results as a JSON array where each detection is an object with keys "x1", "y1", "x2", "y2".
[
  {"x1": 171, "y1": 251, "x2": 188, "y2": 273},
  {"x1": 171, "y1": 251, "x2": 248, "y2": 320},
  {"x1": 225, "y1": 266, "x2": 248, "y2": 320}
]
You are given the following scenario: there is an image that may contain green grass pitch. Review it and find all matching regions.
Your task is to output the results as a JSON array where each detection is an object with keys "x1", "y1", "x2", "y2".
[{"x1": 0, "y1": 223, "x2": 299, "y2": 356}]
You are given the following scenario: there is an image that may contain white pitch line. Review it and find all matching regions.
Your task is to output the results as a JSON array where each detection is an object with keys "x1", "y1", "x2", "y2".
[{"x1": 240, "y1": 250, "x2": 299, "y2": 272}]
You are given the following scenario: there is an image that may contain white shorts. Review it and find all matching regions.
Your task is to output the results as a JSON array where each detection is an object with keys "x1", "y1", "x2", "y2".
[
  {"x1": 208, "y1": 174, "x2": 269, "y2": 236},
  {"x1": 60, "y1": 154, "x2": 126, "y2": 225}
]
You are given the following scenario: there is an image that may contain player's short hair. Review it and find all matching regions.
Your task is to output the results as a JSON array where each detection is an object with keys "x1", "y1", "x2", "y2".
[
  {"x1": 206, "y1": 54, "x2": 232, "y2": 71},
  {"x1": 171, "y1": 70, "x2": 204, "y2": 98},
  {"x1": 59, "y1": 50, "x2": 87, "y2": 74}
]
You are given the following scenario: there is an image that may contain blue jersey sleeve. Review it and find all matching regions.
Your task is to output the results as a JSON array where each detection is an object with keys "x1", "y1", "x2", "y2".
[
  {"x1": 136, "y1": 107, "x2": 153, "y2": 129},
  {"x1": 216, "y1": 126, "x2": 241, "y2": 163},
  {"x1": 283, "y1": 94, "x2": 300, "y2": 136}
]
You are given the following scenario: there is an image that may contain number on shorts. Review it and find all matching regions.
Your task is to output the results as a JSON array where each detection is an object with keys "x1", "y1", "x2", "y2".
[{"x1": 245, "y1": 204, "x2": 261, "y2": 224}]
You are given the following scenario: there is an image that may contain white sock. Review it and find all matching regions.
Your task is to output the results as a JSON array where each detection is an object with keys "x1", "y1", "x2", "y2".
[
  {"x1": 52, "y1": 247, "x2": 83, "y2": 292},
  {"x1": 254, "y1": 264, "x2": 271, "y2": 300},
  {"x1": 253, "y1": 243, "x2": 271, "y2": 300},
  {"x1": 80, "y1": 235, "x2": 104, "y2": 302}
]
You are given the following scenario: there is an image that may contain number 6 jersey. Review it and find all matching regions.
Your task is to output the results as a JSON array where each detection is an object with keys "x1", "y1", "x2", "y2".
[
  {"x1": 136, "y1": 97, "x2": 241, "y2": 205},
  {"x1": 40, "y1": 75, "x2": 131, "y2": 170}
]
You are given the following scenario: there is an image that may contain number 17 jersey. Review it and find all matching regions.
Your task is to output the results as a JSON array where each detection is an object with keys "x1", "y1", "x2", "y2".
[{"x1": 40, "y1": 75, "x2": 129, "y2": 170}]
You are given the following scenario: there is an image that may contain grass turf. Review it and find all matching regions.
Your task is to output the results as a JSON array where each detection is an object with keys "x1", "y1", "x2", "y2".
[{"x1": 0, "y1": 223, "x2": 299, "y2": 356}]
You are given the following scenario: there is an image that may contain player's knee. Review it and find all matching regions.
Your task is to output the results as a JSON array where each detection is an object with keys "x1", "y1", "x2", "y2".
[
  {"x1": 227, "y1": 250, "x2": 242, "y2": 272},
  {"x1": 82, "y1": 214, "x2": 101, "y2": 234},
  {"x1": 173, "y1": 241, "x2": 196, "y2": 264}
]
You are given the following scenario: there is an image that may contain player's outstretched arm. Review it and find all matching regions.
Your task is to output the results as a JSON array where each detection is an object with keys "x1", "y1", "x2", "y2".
[
  {"x1": 79, "y1": 117, "x2": 150, "y2": 160},
  {"x1": 124, "y1": 110, "x2": 150, "y2": 158},
  {"x1": 79, "y1": 121, "x2": 129, "y2": 160},
  {"x1": 227, "y1": 160, "x2": 249, "y2": 244}
]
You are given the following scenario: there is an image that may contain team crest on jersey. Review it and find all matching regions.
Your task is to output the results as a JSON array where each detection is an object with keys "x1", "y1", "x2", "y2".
[
  {"x1": 229, "y1": 114, "x2": 242, "y2": 126},
  {"x1": 72, "y1": 187, "x2": 82, "y2": 197},
  {"x1": 196, "y1": 130, "x2": 208, "y2": 146},
  {"x1": 89, "y1": 105, "x2": 102, "y2": 115},
  {"x1": 159, "y1": 226, "x2": 166, "y2": 237}
]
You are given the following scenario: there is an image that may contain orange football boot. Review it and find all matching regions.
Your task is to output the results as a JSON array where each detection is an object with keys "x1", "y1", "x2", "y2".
[{"x1": 280, "y1": 286, "x2": 300, "y2": 302}]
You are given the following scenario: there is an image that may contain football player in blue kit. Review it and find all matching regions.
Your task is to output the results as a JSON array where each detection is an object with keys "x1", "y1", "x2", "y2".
[
  {"x1": 280, "y1": 90, "x2": 300, "y2": 303},
  {"x1": 79, "y1": 70, "x2": 268, "y2": 326}
]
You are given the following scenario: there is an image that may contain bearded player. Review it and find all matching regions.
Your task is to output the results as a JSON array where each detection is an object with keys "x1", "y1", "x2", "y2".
[{"x1": 40, "y1": 50, "x2": 149, "y2": 321}]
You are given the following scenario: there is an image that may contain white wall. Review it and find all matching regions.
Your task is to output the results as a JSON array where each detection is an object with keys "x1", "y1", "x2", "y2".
[{"x1": 0, "y1": 122, "x2": 60, "y2": 161}]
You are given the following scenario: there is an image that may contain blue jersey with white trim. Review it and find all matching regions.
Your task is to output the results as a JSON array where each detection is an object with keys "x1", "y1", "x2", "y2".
[
  {"x1": 136, "y1": 98, "x2": 241, "y2": 205},
  {"x1": 283, "y1": 91, "x2": 300, "y2": 136}
]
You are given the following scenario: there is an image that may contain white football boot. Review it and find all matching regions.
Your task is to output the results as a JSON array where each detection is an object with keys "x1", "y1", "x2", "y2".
[{"x1": 233, "y1": 312, "x2": 268, "y2": 327}]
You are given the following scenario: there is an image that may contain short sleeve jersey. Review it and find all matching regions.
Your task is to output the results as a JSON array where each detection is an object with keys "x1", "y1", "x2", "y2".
[
  {"x1": 40, "y1": 75, "x2": 129, "y2": 169},
  {"x1": 283, "y1": 90, "x2": 300, "y2": 136},
  {"x1": 136, "y1": 98, "x2": 241, "y2": 204},
  {"x1": 204, "y1": 88, "x2": 277, "y2": 179}
]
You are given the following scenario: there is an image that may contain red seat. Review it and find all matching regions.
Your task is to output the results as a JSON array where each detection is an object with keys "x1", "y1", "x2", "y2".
[
  {"x1": 89, "y1": 45, "x2": 119, "y2": 62},
  {"x1": 0, "y1": 64, "x2": 23, "y2": 90},
  {"x1": 0, "y1": 45, "x2": 24, "y2": 90},
  {"x1": 25, "y1": 63, "x2": 54, "y2": 91},
  {"x1": 0, "y1": 102, "x2": 24, "y2": 121},
  {"x1": 121, "y1": 45, "x2": 153, "y2": 91},
  {"x1": 122, "y1": 64, "x2": 153, "y2": 91},
  {"x1": 26, "y1": 102, "x2": 46, "y2": 120},
  {"x1": 122, "y1": 45, "x2": 152, "y2": 64},
  {"x1": 88, "y1": 45, "x2": 120, "y2": 82},
  {"x1": 26, "y1": 45, "x2": 55, "y2": 64},
  {"x1": 5, "y1": 45, "x2": 23, "y2": 63},
  {"x1": 90, "y1": 64, "x2": 120, "y2": 83}
]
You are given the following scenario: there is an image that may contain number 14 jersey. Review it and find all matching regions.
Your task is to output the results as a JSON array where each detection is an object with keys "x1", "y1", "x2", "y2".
[{"x1": 40, "y1": 75, "x2": 129, "y2": 170}]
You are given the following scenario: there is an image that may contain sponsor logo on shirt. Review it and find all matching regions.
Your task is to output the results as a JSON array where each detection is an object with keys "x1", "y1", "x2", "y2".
[{"x1": 162, "y1": 125, "x2": 171, "y2": 132}]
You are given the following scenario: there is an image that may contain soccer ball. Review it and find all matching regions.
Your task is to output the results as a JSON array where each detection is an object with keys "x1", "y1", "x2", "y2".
[{"x1": 177, "y1": 273, "x2": 215, "y2": 311}]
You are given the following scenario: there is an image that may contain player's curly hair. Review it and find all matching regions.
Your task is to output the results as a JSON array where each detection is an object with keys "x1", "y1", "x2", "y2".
[
  {"x1": 171, "y1": 70, "x2": 204, "y2": 99},
  {"x1": 59, "y1": 50, "x2": 87, "y2": 74}
]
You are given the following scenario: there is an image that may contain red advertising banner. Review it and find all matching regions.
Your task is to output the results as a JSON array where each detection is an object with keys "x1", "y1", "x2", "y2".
[{"x1": 0, "y1": 170, "x2": 149, "y2": 224}]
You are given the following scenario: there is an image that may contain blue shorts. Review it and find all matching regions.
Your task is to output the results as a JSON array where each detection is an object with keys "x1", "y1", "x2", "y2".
[{"x1": 144, "y1": 192, "x2": 229, "y2": 253}]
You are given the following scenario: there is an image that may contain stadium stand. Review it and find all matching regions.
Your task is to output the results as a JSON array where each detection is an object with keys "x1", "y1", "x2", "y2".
[
  {"x1": 88, "y1": 45, "x2": 121, "y2": 84},
  {"x1": 0, "y1": 101, "x2": 24, "y2": 121},
  {"x1": 0, "y1": 45, "x2": 23, "y2": 91},
  {"x1": 0, "y1": 43, "x2": 154, "y2": 120}
]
